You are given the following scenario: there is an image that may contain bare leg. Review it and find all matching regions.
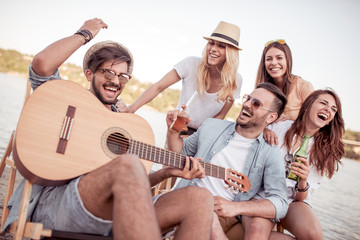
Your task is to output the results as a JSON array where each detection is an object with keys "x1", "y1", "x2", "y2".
[
  {"x1": 211, "y1": 213, "x2": 229, "y2": 240},
  {"x1": 78, "y1": 154, "x2": 161, "y2": 240},
  {"x1": 217, "y1": 215, "x2": 243, "y2": 240},
  {"x1": 154, "y1": 186, "x2": 213, "y2": 240},
  {"x1": 279, "y1": 202, "x2": 323, "y2": 240},
  {"x1": 242, "y1": 216, "x2": 275, "y2": 240},
  {"x1": 269, "y1": 231, "x2": 296, "y2": 240},
  {"x1": 225, "y1": 222, "x2": 244, "y2": 240}
]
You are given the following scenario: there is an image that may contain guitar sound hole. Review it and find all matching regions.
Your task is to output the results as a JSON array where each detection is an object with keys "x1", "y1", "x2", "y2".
[{"x1": 107, "y1": 132, "x2": 129, "y2": 155}]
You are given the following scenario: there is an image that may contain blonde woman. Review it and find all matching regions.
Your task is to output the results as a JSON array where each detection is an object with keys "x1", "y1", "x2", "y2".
[{"x1": 126, "y1": 21, "x2": 242, "y2": 135}]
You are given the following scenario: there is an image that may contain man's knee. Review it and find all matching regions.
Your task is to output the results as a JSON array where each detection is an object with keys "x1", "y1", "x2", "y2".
[
  {"x1": 186, "y1": 186, "x2": 212, "y2": 200},
  {"x1": 306, "y1": 225, "x2": 323, "y2": 240},
  {"x1": 111, "y1": 154, "x2": 144, "y2": 171},
  {"x1": 110, "y1": 154, "x2": 148, "y2": 183},
  {"x1": 183, "y1": 186, "x2": 213, "y2": 209},
  {"x1": 245, "y1": 218, "x2": 269, "y2": 238}
]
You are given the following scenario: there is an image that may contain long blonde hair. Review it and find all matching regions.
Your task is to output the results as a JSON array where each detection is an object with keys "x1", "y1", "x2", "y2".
[{"x1": 197, "y1": 44, "x2": 239, "y2": 102}]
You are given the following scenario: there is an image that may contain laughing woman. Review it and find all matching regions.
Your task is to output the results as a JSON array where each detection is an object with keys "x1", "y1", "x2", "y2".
[
  {"x1": 235, "y1": 89, "x2": 345, "y2": 240},
  {"x1": 264, "y1": 89, "x2": 345, "y2": 240},
  {"x1": 255, "y1": 40, "x2": 315, "y2": 146},
  {"x1": 124, "y1": 21, "x2": 242, "y2": 135}
]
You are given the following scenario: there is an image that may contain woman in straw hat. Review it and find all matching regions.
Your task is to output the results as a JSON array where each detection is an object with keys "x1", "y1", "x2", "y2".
[
  {"x1": 125, "y1": 21, "x2": 242, "y2": 136},
  {"x1": 255, "y1": 40, "x2": 314, "y2": 146}
]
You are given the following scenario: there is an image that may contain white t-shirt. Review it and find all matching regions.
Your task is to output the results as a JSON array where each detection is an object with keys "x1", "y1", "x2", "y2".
[
  {"x1": 174, "y1": 56, "x2": 242, "y2": 129},
  {"x1": 195, "y1": 132, "x2": 255, "y2": 200},
  {"x1": 256, "y1": 121, "x2": 323, "y2": 204}
]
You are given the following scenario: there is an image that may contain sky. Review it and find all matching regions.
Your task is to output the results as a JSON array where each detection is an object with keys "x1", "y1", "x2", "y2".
[{"x1": 1, "y1": 0, "x2": 360, "y2": 131}]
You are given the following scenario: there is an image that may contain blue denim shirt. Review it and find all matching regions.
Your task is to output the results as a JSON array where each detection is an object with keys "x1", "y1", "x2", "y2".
[
  {"x1": 2, "y1": 65, "x2": 119, "y2": 231},
  {"x1": 175, "y1": 118, "x2": 289, "y2": 221}
]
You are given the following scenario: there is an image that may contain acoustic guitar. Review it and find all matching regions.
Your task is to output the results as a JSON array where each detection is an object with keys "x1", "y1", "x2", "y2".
[{"x1": 13, "y1": 80, "x2": 250, "y2": 193}]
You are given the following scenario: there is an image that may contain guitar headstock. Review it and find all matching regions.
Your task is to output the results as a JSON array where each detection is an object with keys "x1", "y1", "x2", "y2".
[{"x1": 224, "y1": 169, "x2": 251, "y2": 194}]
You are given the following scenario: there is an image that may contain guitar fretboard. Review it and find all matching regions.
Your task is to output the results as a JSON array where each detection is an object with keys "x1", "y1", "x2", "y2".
[{"x1": 128, "y1": 139, "x2": 226, "y2": 180}]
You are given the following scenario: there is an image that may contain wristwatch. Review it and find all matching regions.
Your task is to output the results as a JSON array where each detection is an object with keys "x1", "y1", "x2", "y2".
[{"x1": 294, "y1": 182, "x2": 309, "y2": 192}]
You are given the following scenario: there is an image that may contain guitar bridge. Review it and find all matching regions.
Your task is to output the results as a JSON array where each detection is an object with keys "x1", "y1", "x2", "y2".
[{"x1": 57, "y1": 105, "x2": 76, "y2": 154}]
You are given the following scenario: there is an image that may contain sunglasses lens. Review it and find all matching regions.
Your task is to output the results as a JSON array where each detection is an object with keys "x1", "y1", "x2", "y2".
[
  {"x1": 265, "y1": 39, "x2": 286, "y2": 47},
  {"x1": 251, "y1": 99, "x2": 261, "y2": 109},
  {"x1": 284, "y1": 154, "x2": 293, "y2": 163},
  {"x1": 265, "y1": 40, "x2": 273, "y2": 47}
]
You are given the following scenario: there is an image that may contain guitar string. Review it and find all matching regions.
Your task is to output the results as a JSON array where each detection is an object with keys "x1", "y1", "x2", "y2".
[
  {"x1": 106, "y1": 135, "x2": 248, "y2": 185},
  {"x1": 106, "y1": 134, "x2": 228, "y2": 178},
  {"x1": 107, "y1": 135, "x2": 247, "y2": 190}
]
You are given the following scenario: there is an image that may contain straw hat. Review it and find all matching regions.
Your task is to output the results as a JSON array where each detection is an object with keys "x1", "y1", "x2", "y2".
[
  {"x1": 203, "y1": 21, "x2": 242, "y2": 50},
  {"x1": 83, "y1": 40, "x2": 134, "y2": 74}
]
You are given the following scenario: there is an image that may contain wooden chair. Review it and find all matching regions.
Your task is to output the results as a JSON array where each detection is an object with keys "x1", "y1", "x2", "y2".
[{"x1": 152, "y1": 172, "x2": 173, "y2": 196}]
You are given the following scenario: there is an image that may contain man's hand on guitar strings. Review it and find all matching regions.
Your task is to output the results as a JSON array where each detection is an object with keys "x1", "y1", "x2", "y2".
[{"x1": 164, "y1": 156, "x2": 205, "y2": 180}]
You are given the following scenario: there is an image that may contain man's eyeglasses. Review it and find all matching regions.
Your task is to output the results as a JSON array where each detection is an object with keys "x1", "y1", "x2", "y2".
[
  {"x1": 99, "y1": 68, "x2": 132, "y2": 84},
  {"x1": 242, "y1": 94, "x2": 273, "y2": 112},
  {"x1": 264, "y1": 39, "x2": 286, "y2": 48}
]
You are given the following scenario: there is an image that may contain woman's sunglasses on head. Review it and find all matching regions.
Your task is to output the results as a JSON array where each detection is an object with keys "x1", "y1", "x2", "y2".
[{"x1": 265, "y1": 39, "x2": 286, "y2": 48}]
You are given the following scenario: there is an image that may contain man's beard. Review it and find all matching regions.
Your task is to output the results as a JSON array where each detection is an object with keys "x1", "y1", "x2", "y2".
[
  {"x1": 92, "y1": 76, "x2": 120, "y2": 105},
  {"x1": 237, "y1": 106, "x2": 268, "y2": 129}
]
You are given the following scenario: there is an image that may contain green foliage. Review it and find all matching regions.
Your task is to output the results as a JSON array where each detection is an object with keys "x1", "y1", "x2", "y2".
[
  {"x1": 345, "y1": 146, "x2": 360, "y2": 160},
  {"x1": 226, "y1": 103, "x2": 241, "y2": 121},
  {"x1": 0, "y1": 48, "x2": 32, "y2": 74},
  {"x1": 344, "y1": 129, "x2": 360, "y2": 142}
]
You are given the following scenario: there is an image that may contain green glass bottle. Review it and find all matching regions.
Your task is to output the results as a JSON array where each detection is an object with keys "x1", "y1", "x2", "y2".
[{"x1": 287, "y1": 134, "x2": 310, "y2": 181}]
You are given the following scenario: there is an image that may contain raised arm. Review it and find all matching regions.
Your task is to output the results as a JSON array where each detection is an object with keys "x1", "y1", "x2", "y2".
[
  {"x1": 32, "y1": 18, "x2": 108, "y2": 77},
  {"x1": 128, "y1": 69, "x2": 181, "y2": 113}
]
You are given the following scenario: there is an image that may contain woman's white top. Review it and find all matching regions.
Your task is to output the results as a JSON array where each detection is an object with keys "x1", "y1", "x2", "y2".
[{"x1": 174, "y1": 56, "x2": 242, "y2": 129}]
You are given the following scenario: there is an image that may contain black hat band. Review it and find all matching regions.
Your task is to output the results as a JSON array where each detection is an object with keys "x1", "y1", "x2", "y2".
[{"x1": 211, "y1": 33, "x2": 238, "y2": 46}]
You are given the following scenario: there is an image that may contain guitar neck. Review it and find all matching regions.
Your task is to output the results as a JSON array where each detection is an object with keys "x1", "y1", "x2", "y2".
[{"x1": 128, "y1": 139, "x2": 226, "y2": 180}]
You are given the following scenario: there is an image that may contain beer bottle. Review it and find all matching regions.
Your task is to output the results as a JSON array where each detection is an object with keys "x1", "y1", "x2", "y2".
[{"x1": 287, "y1": 134, "x2": 310, "y2": 181}]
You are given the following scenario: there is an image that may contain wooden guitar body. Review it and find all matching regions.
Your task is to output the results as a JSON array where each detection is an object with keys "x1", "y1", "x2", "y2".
[{"x1": 14, "y1": 80, "x2": 154, "y2": 186}]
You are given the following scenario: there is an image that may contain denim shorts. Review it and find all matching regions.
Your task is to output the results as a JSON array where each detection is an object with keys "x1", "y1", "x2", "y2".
[{"x1": 32, "y1": 177, "x2": 113, "y2": 236}]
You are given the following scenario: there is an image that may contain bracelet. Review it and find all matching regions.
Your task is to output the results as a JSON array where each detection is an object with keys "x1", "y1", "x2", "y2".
[
  {"x1": 74, "y1": 29, "x2": 93, "y2": 45},
  {"x1": 294, "y1": 182, "x2": 309, "y2": 192}
]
